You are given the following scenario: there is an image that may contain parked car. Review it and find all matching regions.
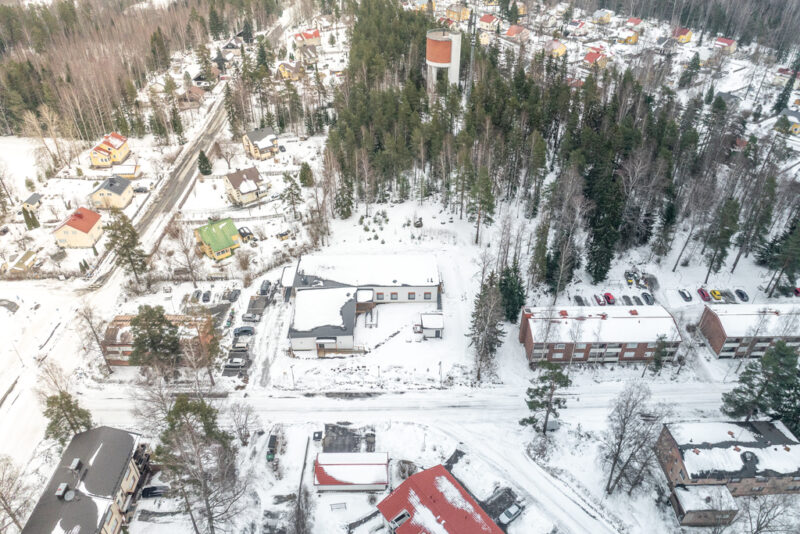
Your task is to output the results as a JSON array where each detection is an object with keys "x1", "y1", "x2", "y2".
[
  {"x1": 267, "y1": 434, "x2": 278, "y2": 461},
  {"x1": 413, "y1": 217, "x2": 423, "y2": 228},
  {"x1": 710, "y1": 289, "x2": 722, "y2": 301},
  {"x1": 622, "y1": 295, "x2": 632, "y2": 305},
  {"x1": 624, "y1": 271, "x2": 634, "y2": 286},
  {"x1": 191, "y1": 290, "x2": 202, "y2": 302},
  {"x1": 259, "y1": 280, "x2": 272, "y2": 296},
  {"x1": 574, "y1": 296, "x2": 585, "y2": 306},
  {"x1": 735, "y1": 289, "x2": 749, "y2": 302},
  {"x1": 234, "y1": 326, "x2": 255, "y2": 337},
  {"x1": 498, "y1": 504, "x2": 522, "y2": 526},
  {"x1": 141, "y1": 486, "x2": 169, "y2": 498},
  {"x1": 224, "y1": 357, "x2": 248, "y2": 370},
  {"x1": 279, "y1": 145, "x2": 286, "y2": 152},
  {"x1": 603, "y1": 292, "x2": 615, "y2": 305},
  {"x1": 133, "y1": 186, "x2": 149, "y2": 194},
  {"x1": 678, "y1": 289, "x2": 692, "y2": 302},
  {"x1": 642, "y1": 292, "x2": 655, "y2": 305},
  {"x1": 794, "y1": 287, "x2": 800, "y2": 296},
  {"x1": 276, "y1": 231, "x2": 291, "y2": 241},
  {"x1": 232, "y1": 336, "x2": 251, "y2": 350},
  {"x1": 242, "y1": 313, "x2": 261, "y2": 322},
  {"x1": 202, "y1": 290, "x2": 211, "y2": 303},
  {"x1": 593, "y1": 294, "x2": 606, "y2": 306},
  {"x1": 633, "y1": 296, "x2": 643, "y2": 306},
  {"x1": 697, "y1": 288, "x2": 711, "y2": 301},
  {"x1": 228, "y1": 289, "x2": 241, "y2": 302}
]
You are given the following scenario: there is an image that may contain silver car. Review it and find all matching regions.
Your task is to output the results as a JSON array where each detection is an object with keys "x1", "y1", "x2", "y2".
[{"x1": 498, "y1": 504, "x2": 522, "y2": 525}]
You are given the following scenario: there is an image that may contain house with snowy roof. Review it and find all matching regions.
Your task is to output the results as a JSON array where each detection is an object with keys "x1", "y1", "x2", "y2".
[
  {"x1": 672, "y1": 27, "x2": 692, "y2": 43},
  {"x1": 714, "y1": 37, "x2": 736, "y2": 54},
  {"x1": 655, "y1": 421, "x2": 800, "y2": 524},
  {"x1": 446, "y1": 3, "x2": 470, "y2": 22},
  {"x1": 566, "y1": 19, "x2": 588, "y2": 36},
  {"x1": 592, "y1": 8, "x2": 612, "y2": 24},
  {"x1": 194, "y1": 218, "x2": 241, "y2": 260},
  {"x1": 377, "y1": 464, "x2": 503, "y2": 534},
  {"x1": 583, "y1": 50, "x2": 609, "y2": 69},
  {"x1": 504, "y1": 24, "x2": 529, "y2": 43},
  {"x1": 625, "y1": 17, "x2": 642, "y2": 28},
  {"x1": 289, "y1": 287, "x2": 357, "y2": 354},
  {"x1": 478, "y1": 13, "x2": 499, "y2": 32},
  {"x1": 90, "y1": 132, "x2": 130, "y2": 168},
  {"x1": 224, "y1": 167, "x2": 268, "y2": 206},
  {"x1": 313, "y1": 452, "x2": 389, "y2": 491},
  {"x1": 53, "y1": 207, "x2": 103, "y2": 248},
  {"x1": 22, "y1": 192, "x2": 43, "y2": 212},
  {"x1": 617, "y1": 28, "x2": 639, "y2": 45},
  {"x1": 518, "y1": 305, "x2": 682, "y2": 364},
  {"x1": 22, "y1": 426, "x2": 150, "y2": 534},
  {"x1": 294, "y1": 28, "x2": 321, "y2": 47},
  {"x1": 544, "y1": 39, "x2": 567, "y2": 58},
  {"x1": 242, "y1": 126, "x2": 279, "y2": 160},
  {"x1": 699, "y1": 304, "x2": 800, "y2": 357},
  {"x1": 90, "y1": 175, "x2": 133, "y2": 210}
]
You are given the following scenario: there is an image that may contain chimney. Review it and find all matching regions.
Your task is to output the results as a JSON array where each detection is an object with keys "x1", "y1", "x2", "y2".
[
  {"x1": 559, "y1": 310, "x2": 568, "y2": 317},
  {"x1": 55, "y1": 483, "x2": 69, "y2": 499},
  {"x1": 629, "y1": 310, "x2": 638, "y2": 316},
  {"x1": 519, "y1": 307, "x2": 533, "y2": 343}
]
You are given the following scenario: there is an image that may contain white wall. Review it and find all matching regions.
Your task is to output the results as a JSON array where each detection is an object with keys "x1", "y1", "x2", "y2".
[{"x1": 371, "y1": 285, "x2": 438, "y2": 304}]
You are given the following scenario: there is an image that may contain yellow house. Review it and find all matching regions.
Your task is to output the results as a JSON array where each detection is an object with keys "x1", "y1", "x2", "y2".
[
  {"x1": 778, "y1": 109, "x2": 800, "y2": 135},
  {"x1": 592, "y1": 9, "x2": 612, "y2": 24},
  {"x1": 411, "y1": 0, "x2": 435, "y2": 11},
  {"x1": 195, "y1": 218, "x2": 241, "y2": 260},
  {"x1": 584, "y1": 51, "x2": 609, "y2": 69},
  {"x1": 446, "y1": 3, "x2": 470, "y2": 21},
  {"x1": 478, "y1": 31, "x2": 491, "y2": 46},
  {"x1": 714, "y1": 37, "x2": 736, "y2": 54},
  {"x1": 673, "y1": 27, "x2": 692, "y2": 44},
  {"x1": 243, "y1": 127, "x2": 279, "y2": 160},
  {"x1": 224, "y1": 167, "x2": 268, "y2": 206},
  {"x1": 90, "y1": 132, "x2": 130, "y2": 168},
  {"x1": 278, "y1": 62, "x2": 303, "y2": 81},
  {"x1": 545, "y1": 39, "x2": 567, "y2": 58},
  {"x1": 511, "y1": 1, "x2": 527, "y2": 16},
  {"x1": 90, "y1": 176, "x2": 133, "y2": 209},
  {"x1": 618, "y1": 29, "x2": 639, "y2": 45},
  {"x1": 22, "y1": 193, "x2": 43, "y2": 212},
  {"x1": 53, "y1": 207, "x2": 103, "y2": 248}
]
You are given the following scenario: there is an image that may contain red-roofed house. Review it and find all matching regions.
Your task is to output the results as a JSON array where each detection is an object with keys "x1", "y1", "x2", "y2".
[
  {"x1": 626, "y1": 17, "x2": 642, "y2": 27},
  {"x1": 377, "y1": 464, "x2": 503, "y2": 534},
  {"x1": 90, "y1": 132, "x2": 130, "y2": 168},
  {"x1": 714, "y1": 37, "x2": 736, "y2": 54},
  {"x1": 672, "y1": 27, "x2": 692, "y2": 43},
  {"x1": 505, "y1": 25, "x2": 530, "y2": 42},
  {"x1": 567, "y1": 19, "x2": 588, "y2": 36},
  {"x1": 478, "y1": 13, "x2": 499, "y2": 31},
  {"x1": 293, "y1": 28, "x2": 321, "y2": 47},
  {"x1": 53, "y1": 207, "x2": 103, "y2": 248},
  {"x1": 583, "y1": 51, "x2": 609, "y2": 69},
  {"x1": 313, "y1": 453, "x2": 388, "y2": 491}
]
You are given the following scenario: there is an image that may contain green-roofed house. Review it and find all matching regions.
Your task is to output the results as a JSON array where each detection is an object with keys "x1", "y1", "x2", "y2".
[{"x1": 194, "y1": 218, "x2": 242, "y2": 260}]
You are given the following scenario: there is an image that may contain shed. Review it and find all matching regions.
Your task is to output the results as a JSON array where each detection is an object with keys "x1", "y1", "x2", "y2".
[
  {"x1": 313, "y1": 452, "x2": 389, "y2": 491},
  {"x1": 420, "y1": 312, "x2": 444, "y2": 339}
]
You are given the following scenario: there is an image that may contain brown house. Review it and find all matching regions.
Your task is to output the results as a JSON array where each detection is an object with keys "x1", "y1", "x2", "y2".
[
  {"x1": 669, "y1": 484, "x2": 738, "y2": 527},
  {"x1": 698, "y1": 304, "x2": 800, "y2": 358},
  {"x1": 518, "y1": 305, "x2": 681, "y2": 364},
  {"x1": 101, "y1": 314, "x2": 213, "y2": 365}
]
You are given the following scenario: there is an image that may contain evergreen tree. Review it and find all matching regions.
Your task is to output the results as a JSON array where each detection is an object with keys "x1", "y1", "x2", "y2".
[
  {"x1": 508, "y1": 2, "x2": 519, "y2": 24},
  {"x1": 772, "y1": 55, "x2": 800, "y2": 114},
  {"x1": 299, "y1": 162, "x2": 314, "y2": 186},
  {"x1": 586, "y1": 174, "x2": 623, "y2": 284},
  {"x1": 334, "y1": 178, "x2": 353, "y2": 219},
  {"x1": 704, "y1": 84, "x2": 715, "y2": 105},
  {"x1": 242, "y1": 20, "x2": 253, "y2": 44},
  {"x1": 468, "y1": 166, "x2": 495, "y2": 244},
  {"x1": 469, "y1": 272, "x2": 505, "y2": 381},
  {"x1": 223, "y1": 84, "x2": 241, "y2": 136},
  {"x1": 704, "y1": 198, "x2": 739, "y2": 283},
  {"x1": 528, "y1": 219, "x2": 549, "y2": 286},
  {"x1": 170, "y1": 106, "x2": 184, "y2": 143},
  {"x1": 527, "y1": 131, "x2": 547, "y2": 218},
  {"x1": 104, "y1": 210, "x2": 147, "y2": 283},
  {"x1": 520, "y1": 362, "x2": 572, "y2": 435},
  {"x1": 43, "y1": 392, "x2": 93, "y2": 446},
  {"x1": 22, "y1": 207, "x2": 39, "y2": 229},
  {"x1": 150, "y1": 27, "x2": 169, "y2": 70},
  {"x1": 208, "y1": 7, "x2": 223, "y2": 40},
  {"x1": 280, "y1": 173, "x2": 302, "y2": 218},
  {"x1": 499, "y1": 260, "x2": 526, "y2": 323},
  {"x1": 198, "y1": 150, "x2": 212, "y2": 175},
  {"x1": 257, "y1": 42, "x2": 270, "y2": 69},
  {"x1": 678, "y1": 53, "x2": 701, "y2": 88},
  {"x1": 130, "y1": 305, "x2": 181, "y2": 369},
  {"x1": 213, "y1": 47, "x2": 225, "y2": 73}
]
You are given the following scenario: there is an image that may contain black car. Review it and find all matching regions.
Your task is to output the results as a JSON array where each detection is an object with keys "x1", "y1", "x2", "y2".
[
  {"x1": 141, "y1": 486, "x2": 169, "y2": 498},
  {"x1": 192, "y1": 290, "x2": 202, "y2": 302},
  {"x1": 234, "y1": 326, "x2": 254, "y2": 337},
  {"x1": 642, "y1": 292, "x2": 655, "y2": 305},
  {"x1": 133, "y1": 186, "x2": 149, "y2": 194},
  {"x1": 575, "y1": 295, "x2": 585, "y2": 306},
  {"x1": 622, "y1": 295, "x2": 633, "y2": 305},
  {"x1": 228, "y1": 289, "x2": 241, "y2": 302},
  {"x1": 279, "y1": 145, "x2": 286, "y2": 152},
  {"x1": 633, "y1": 295, "x2": 643, "y2": 306},
  {"x1": 202, "y1": 290, "x2": 211, "y2": 303},
  {"x1": 735, "y1": 289, "x2": 749, "y2": 302},
  {"x1": 259, "y1": 280, "x2": 271, "y2": 296}
]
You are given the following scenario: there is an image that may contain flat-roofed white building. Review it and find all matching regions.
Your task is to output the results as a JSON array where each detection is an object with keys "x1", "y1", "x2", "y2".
[{"x1": 699, "y1": 304, "x2": 800, "y2": 357}]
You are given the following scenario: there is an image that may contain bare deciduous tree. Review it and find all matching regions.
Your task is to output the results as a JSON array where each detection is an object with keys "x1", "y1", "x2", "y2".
[
  {"x1": 229, "y1": 402, "x2": 259, "y2": 446},
  {"x1": 737, "y1": 494, "x2": 798, "y2": 534},
  {"x1": 77, "y1": 304, "x2": 112, "y2": 374},
  {"x1": 0, "y1": 455, "x2": 32, "y2": 532}
]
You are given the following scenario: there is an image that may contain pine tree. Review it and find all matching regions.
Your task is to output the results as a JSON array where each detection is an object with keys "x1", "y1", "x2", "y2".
[
  {"x1": 130, "y1": 305, "x2": 181, "y2": 369},
  {"x1": 469, "y1": 272, "x2": 505, "y2": 381},
  {"x1": 678, "y1": 53, "x2": 700, "y2": 88},
  {"x1": 280, "y1": 173, "x2": 302, "y2": 218},
  {"x1": 208, "y1": 7, "x2": 223, "y2": 40},
  {"x1": 257, "y1": 42, "x2": 270, "y2": 69},
  {"x1": 334, "y1": 178, "x2": 353, "y2": 219},
  {"x1": 586, "y1": 174, "x2": 623, "y2": 284},
  {"x1": 499, "y1": 260, "x2": 526, "y2": 323},
  {"x1": 223, "y1": 84, "x2": 241, "y2": 136},
  {"x1": 198, "y1": 150, "x2": 212, "y2": 175},
  {"x1": 43, "y1": 392, "x2": 93, "y2": 446},
  {"x1": 468, "y1": 166, "x2": 495, "y2": 244},
  {"x1": 527, "y1": 131, "x2": 547, "y2": 218},
  {"x1": 772, "y1": 55, "x2": 800, "y2": 114},
  {"x1": 104, "y1": 210, "x2": 147, "y2": 283},
  {"x1": 704, "y1": 84, "x2": 715, "y2": 104},
  {"x1": 242, "y1": 20, "x2": 253, "y2": 44},
  {"x1": 170, "y1": 106, "x2": 184, "y2": 143},
  {"x1": 528, "y1": 219, "x2": 549, "y2": 286},
  {"x1": 520, "y1": 362, "x2": 572, "y2": 435},
  {"x1": 299, "y1": 162, "x2": 314, "y2": 186},
  {"x1": 704, "y1": 198, "x2": 739, "y2": 284}
]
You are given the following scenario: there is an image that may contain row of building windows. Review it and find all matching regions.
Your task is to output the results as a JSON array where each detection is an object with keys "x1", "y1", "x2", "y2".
[
  {"x1": 375, "y1": 291, "x2": 432, "y2": 301},
  {"x1": 535, "y1": 349, "x2": 660, "y2": 360},
  {"x1": 535, "y1": 342, "x2": 676, "y2": 351}
]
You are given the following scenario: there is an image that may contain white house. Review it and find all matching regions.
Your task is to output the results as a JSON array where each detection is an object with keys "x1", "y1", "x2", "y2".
[
  {"x1": 420, "y1": 312, "x2": 444, "y2": 339},
  {"x1": 313, "y1": 452, "x2": 389, "y2": 492},
  {"x1": 288, "y1": 287, "x2": 356, "y2": 355}
]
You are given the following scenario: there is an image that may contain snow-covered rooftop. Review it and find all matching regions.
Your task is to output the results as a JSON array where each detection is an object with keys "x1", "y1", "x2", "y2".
[
  {"x1": 704, "y1": 304, "x2": 800, "y2": 338},
  {"x1": 290, "y1": 287, "x2": 355, "y2": 336},
  {"x1": 673, "y1": 485, "x2": 737, "y2": 513},
  {"x1": 421, "y1": 312, "x2": 444, "y2": 329},
  {"x1": 313, "y1": 452, "x2": 388, "y2": 487},
  {"x1": 295, "y1": 254, "x2": 440, "y2": 288}
]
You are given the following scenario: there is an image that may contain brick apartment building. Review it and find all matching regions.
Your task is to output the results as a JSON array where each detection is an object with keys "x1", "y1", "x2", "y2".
[
  {"x1": 101, "y1": 314, "x2": 213, "y2": 365},
  {"x1": 518, "y1": 305, "x2": 682, "y2": 363},
  {"x1": 698, "y1": 304, "x2": 800, "y2": 357},
  {"x1": 655, "y1": 421, "x2": 800, "y2": 525}
]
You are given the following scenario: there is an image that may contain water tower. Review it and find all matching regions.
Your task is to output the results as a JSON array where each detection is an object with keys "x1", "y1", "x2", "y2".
[{"x1": 425, "y1": 29, "x2": 461, "y2": 94}]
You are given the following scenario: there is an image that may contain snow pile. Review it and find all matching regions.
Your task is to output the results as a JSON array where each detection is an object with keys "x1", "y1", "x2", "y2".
[
  {"x1": 670, "y1": 422, "x2": 757, "y2": 445},
  {"x1": 673, "y1": 485, "x2": 737, "y2": 512},
  {"x1": 408, "y1": 489, "x2": 449, "y2": 534}
]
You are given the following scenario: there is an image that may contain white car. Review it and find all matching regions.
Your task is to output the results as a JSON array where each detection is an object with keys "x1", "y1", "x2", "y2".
[{"x1": 498, "y1": 504, "x2": 522, "y2": 525}]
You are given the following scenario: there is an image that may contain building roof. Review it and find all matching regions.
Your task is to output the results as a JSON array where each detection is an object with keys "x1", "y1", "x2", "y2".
[
  {"x1": 377, "y1": 464, "x2": 503, "y2": 534},
  {"x1": 777, "y1": 67, "x2": 800, "y2": 78},
  {"x1": 421, "y1": 312, "x2": 444, "y2": 329},
  {"x1": 505, "y1": 25, "x2": 526, "y2": 37},
  {"x1": 479, "y1": 13, "x2": 497, "y2": 24},
  {"x1": 245, "y1": 127, "x2": 277, "y2": 150},
  {"x1": 294, "y1": 254, "x2": 440, "y2": 289},
  {"x1": 715, "y1": 37, "x2": 735, "y2": 47},
  {"x1": 664, "y1": 420, "x2": 800, "y2": 480},
  {"x1": 196, "y1": 218, "x2": 239, "y2": 253},
  {"x1": 626, "y1": 17, "x2": 642, "y2": 25},
  {"x1": 24, "y1": 193, "x2": 42, "y2": 205},
  {"x1": 289, "y1": 287, "x2": 356, "y2": 338},
  {"x1": 92, "y1": 175, "x2": 131, "y2": 197},
  {"x1": 92, "y1": 132, "x2": 127, "y2": 155},
  {"x1": 703, "y1": 303, "x2": 800, "y2": 338},
  {"x1": 673, "y1": 485, "x2": 737, "y2": 513},
  {"x1": 226, "y1": 167, "x2": 263, "y2": 194},
  {"x1": 313, "y1": 453, "x2": 389, "y2": 487},
  {"x1": 22, "y1": 427, "x2": 139, "y2": 534},
  {"x1": 55, "y1": 207, "x2": 101, "y2": 234},
  {"x1": 545, "y1": 39, "x2": 565, "y2": 51},
  {"x1": 673, "y1": 27, "x2": 691, "y2": 37},
  {"x1": 522, "y1": 305, "x2": 681, "y2": 344},
  {"x1": 584, "y1": 51, "x2": 607, "y2": 64}
]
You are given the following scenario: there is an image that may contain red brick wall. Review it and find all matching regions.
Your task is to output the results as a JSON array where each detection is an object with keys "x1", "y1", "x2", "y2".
[{"x1": 699, "y1": 308, "x2": 726, "y2": 355}]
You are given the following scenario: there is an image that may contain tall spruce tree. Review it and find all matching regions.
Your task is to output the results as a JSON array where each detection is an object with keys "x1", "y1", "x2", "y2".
[
  {"x1": 704, "y1": 198, "x2": 739, "y2": 284},
  {"x1": 469, "y1": 272, "x2": 505, "y2": 381},
  {"x1": 104, "y1": 210, "x2": 147, "y2": 283},
  {"x1": 198, "y1": 150, "x2": 212, "y2": 175},
  {"x1": 520, "y1": 362, "x2": 572, "y2": 435},
  {"x1": 208, "y1": 7, "x2": 223, "y2": 39},
  {"x1": 499, "y1": 260, "x2": 526, "y2": 323},
  {"x1": 280, "y1": 173, "x2": 302, "y2": 218},
  {"x1": 299, "y1": 162, "x2": 314, "y2": 186},
  {"x1": 43, "y1": 392, "x2": 93, "y2": 446},
  {"x1": 130, "y1": 305, "x2": 181, "y2": 370},
  {"x1": 468, "y1": 166, "x2": 495, "y2": 244}
]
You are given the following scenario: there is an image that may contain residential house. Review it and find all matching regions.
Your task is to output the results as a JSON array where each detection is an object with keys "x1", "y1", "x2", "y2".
[
  {"x1": 617, "y1": 29, "x2": 639, "y2": 45},
  {"x1": 53, "y1": 207, "x2": 103, "y2": 248},
  {"x1": 224, "y1": 167, "x2": 268, "y2": 206},
  {"x1": 626, "y1": 17, "x2": 643, "y2": 28},
  {"x1": 223, "y1": 36, "x2": 244, "y2": 53},
  {"x1": 478, "y1": 14, "x2": 499, "y2": 32},
  {"x1": 298, "y1": 44, "x2": 319, "y2": 65},
  {"x1": 518, "y1": 305, "x2": 682, "y2": 363},
  {"x1": 437, "y1": 17, "x2": 456, "y2": 28},
  {"x1": 566, "y1": 19, "x2": 588, "y2": 36},
  {"x1": 505, "y1": 24, "x2": 530, "y2": 42},
  {"x1": 655, "y1": 420, "x2": 800, "y2": 526},
  {"x1": 10, "y1": 250, "x2": 37, "y2": 273},
  {"x1": 778, "y1": 109, "x2": 800, "y2": 135},
  {"x1": 772, "y1": 67, "x2": 800, "y2": 89},
  {"x1": 698, "y1": 304, "x2": 800, "y2": 357},
  {"x1": 90, "y1": 176, "x2": 133, "y2": 209},
  {"x1": 715, "y1": 37, "x2": 736, "y2": 54},
  {"x1": 90, "y1": 132, "x2": 130, "y2": 168},
  {"x1": 673, "y1": 27, "x2": 692, "y2": 43},
  {"x1": 194, "y1": 218, "x2": 242, "y2": 260},
  {"x1": 22, "y1": 193, "x2": 42, "y2": 212},
  {"x1": 445, "y1": 3, "x2": 470, "y2": 22},
  {"x1": 313, "y1": 453, "x2": 389, "y2": 491},
  {"x1": 377, "y1": 464, "x2": 503, "y2": 534},
  {"x1": 478, "y1": 31, "x2": 492, "y2": 45},
  {"x1": 242, "y1": 126, "x2": 279, "y2": 160},
  {"x1": 21, "y1": 426, "x2": 150, "y2": 534},
  {"x1": 293, "y1": 28, "x2": 321, "y2": 47},
  {"x1": 277, "y1": 62, "x2": 303, "y2": 81},
  {"x1": 545, "y1": 39, "x2": 567, "y2": 58},
  {"x1": 510, "y1": 0, "x2": 526, "y2": 16},
  {"x1": 289, "y1": 287, "x2": 357, "y2": 355},
  {"x1": 592, "y1": 9, "x2": 613, "y2": 24},
  {"x1": 583, "y1": 51, "x2": 609, "y2": 69},
  {"x1": 111, "y1": 164, "x2": 142, "y2": 179},
  {"x1": 193, "y1": 65, "x2": 221, "y2": 88},
  {"x1": 101, "y1": 314, "x2": 213, "y2": 365}
]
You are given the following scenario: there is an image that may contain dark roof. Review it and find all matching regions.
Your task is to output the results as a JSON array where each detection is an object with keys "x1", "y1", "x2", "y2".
[
  {"x1": 24, "y1": 193, "x2": 42, "y2": 205},
  {"x1": 245, "y1": 126, "x2": 276, "y2": 143},
  {"x1": 779, "y1": 108, "x2": 800, "y2": 122},
  {"x1": 22, "y1": 427, "x2": 138, "y2": 534},
  {"x1": 288, "y1": 289, "x2": 356, "y2": 339},
  {"x1": 225, "y1": 167, "x2": 263, "y2": 192},
  {"x1": 93, "y1": 175, "x2": 131, "y2": 196}
]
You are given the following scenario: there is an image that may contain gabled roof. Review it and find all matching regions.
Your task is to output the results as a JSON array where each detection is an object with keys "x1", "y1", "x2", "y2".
[
  {"x1": 545, "y1": 39, "x2": 565, "y2": 51},
  {"x1": 626, "y1": 17, "x2": 642, "y2": 25},
  {"x1": 24, "y1": 193, "x2": 42, "y2": 205},
  {"x1": 479, "y1": 13, "x2": 497, "y2": 24},
  {"x1": 92, "y1": 132, "x2": 127, "y2": 154},
  {"x1": 505, "y1": 25, "x2": 526, "y2": 37},
  {"x1": 225, "y1": 167, "x2": 263, "y2": 194},
  {"x1": 92, "y1": 175, "x2": 131, "y2": 196},
  {"x1": 196, "y1": 218, "x2": 239, "y2": 253},
  {"x1": 673, "y1": 27, "x2": 691, "y2": 37},
  {"x1": 584, "y1": 51, "x2": 605, "y2": 64},
  {"x1": 55, "y1": 207, "x2": 101, "y2": 234},
  {"x1": 715, "y1": 37, "x2": 735, "y2": 47},
  {"x1": 377, "y1": 464, "x2": 503, "y2": 534},
  {"x1": 568, "y1": 19, "x2": 585, "y2": 28}
]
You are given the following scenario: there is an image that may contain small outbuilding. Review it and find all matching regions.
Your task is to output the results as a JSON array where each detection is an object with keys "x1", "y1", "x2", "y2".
[
  {"x1": 313, "y1": 452, "x2": 389, "y2": 492},
  {"x1": 420, "y1": 312, "x2": 444, "y2": 339}
]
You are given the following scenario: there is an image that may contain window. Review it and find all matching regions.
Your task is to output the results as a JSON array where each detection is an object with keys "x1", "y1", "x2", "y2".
[
  {"x1": 424, "y1": 292, "x2": 432, "y2": 300},
  {"x1": 408, "y1": 292, "x2": 416, "y2": 300},
  {"x1": 552, "y1": 352, "x2": 564, "y2": 360},
  {"x1": 751, "y1": 486, "x2": 764, "y2": 492},
  {"x1": 792, "y1": 476, "x2": 800, "y2": 481},
  {"x1": 390, "y1": 292, "x2": 398, "y2": 301},
  {"x1": 555, "y1": 343, "x2": 566, "y2": 349},
  {"x1": 533, "y1": 343, "x2": 546, "y2": 350},
  {"x1": 730, "y1": 478, "x2": 741, "y2": 483},
  {"x1": 755, "y1": 476, "x2": 767, "y2": 483},
  {"x1": 575, "y1": 343, "x2": 587, "y2": 350},
  {"x1": 679, "y1": 470, "x2": 685, "y2": 480},
  {"x1": 108, "y1": 518, "x2": 119, "y2": 533},
  {"x1": 623, "y1": 351, "x2": 634, "y2": 358},
  {"x1": 390, "y1": 510, "x2": 411, "y2": 528},
  {"x1": 646, "y1": 342, "x2": 657, "y2": 349},
  {"x1": 376, "y1": 292, "x2": 384, "y2": 301}
]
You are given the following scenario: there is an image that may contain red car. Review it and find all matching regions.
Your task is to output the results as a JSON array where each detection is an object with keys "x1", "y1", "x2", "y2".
[
  {"x1": 697, "y1": 288, "x2": 711, "y2": 301},
  {"x1": 604, "y1": 292, "x2": 615, "y2": 305},
  {"x1": 594, "y1": 294, "x2": 606, "y2": 306},
  {"x1": 795, "y1": 287, "x2": 800, "y2": 297}
]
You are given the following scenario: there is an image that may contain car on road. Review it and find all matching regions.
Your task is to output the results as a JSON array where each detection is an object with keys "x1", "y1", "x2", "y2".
[
  {"x1": 642, "y1": 292, "x2": 655, "y2": 305},
  {"x1": 622, "y1": 295, "x2": 632, "y2": 305},
  {"x1": 259, "y1": 280, "x2": 272, "y2": 296},
  {"x1": 633, "y1": 295, "x2": 643, "y2": 305},
  {"x1": 575, "y1": 296, "x2": 585, "y2": 306},
  {"x1": 228, "y1": 289, "x2": 241, "y2": 302},
  {"x1": 678, "y1": 289, "x2": 692, "y2": 302},
  {"x1": 267, "y1": 434, "x2": 278, "y2": 461},
  {"x1": 224, "y1": 357, "x2": 248, "y2": 370},
  {"x1": 498, "y1": 504, "x2": 522, "y2": 526},
  {"x1": 603, "y1": 292, "x2": 615, "y2": 305},
  {"x1": 593, "y1": 294, "x2": 606, "y2": 306},
  {"x1": 710, "y1": 289, "x2": 722, "y2": 301},
  {"x1": 735, "y1": 289, "x2": 749, "y2": 302},
  {"x1": 234, "y1": 326, "x2": 255, "y2": 337},
  {"x1": 697, "y1": 288, "x2": 711, "y2": 301},
  {"x1": 242, "y1": 313, "x2": 261, "y2": 322},
  {"x1": 202, "y1": 290, "x2": 211, "y2": 303},
  {"x1": 141, "y1": 486, "x2": 169, "y2": 498}
]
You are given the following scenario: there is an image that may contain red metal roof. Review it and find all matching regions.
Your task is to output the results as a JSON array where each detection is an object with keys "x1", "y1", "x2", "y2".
[
  {"x1": 715, "y1": 37, "x2": 735, "y2": 46},
  {"x1": 627, "y1": 17, "x2": 642, "y2": 25},
  {"x1": 505, "y1": 25, "x2": 525, "y2": 37},
  {"x1": 377, "y1": 465, "x2": 503, "y2": 534},
  {"x1": 584, "y1": 51, "x2": 604, "y2": 64},
  {"x1": 57, "y1": 207, "x2": 101, "y2": 234},
  {"x1": 479, "y1": 14, "x2": 497, "y2": 24},
  {"x1": 673, "y1": 27, "x2": 691, "y2": 37}
]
